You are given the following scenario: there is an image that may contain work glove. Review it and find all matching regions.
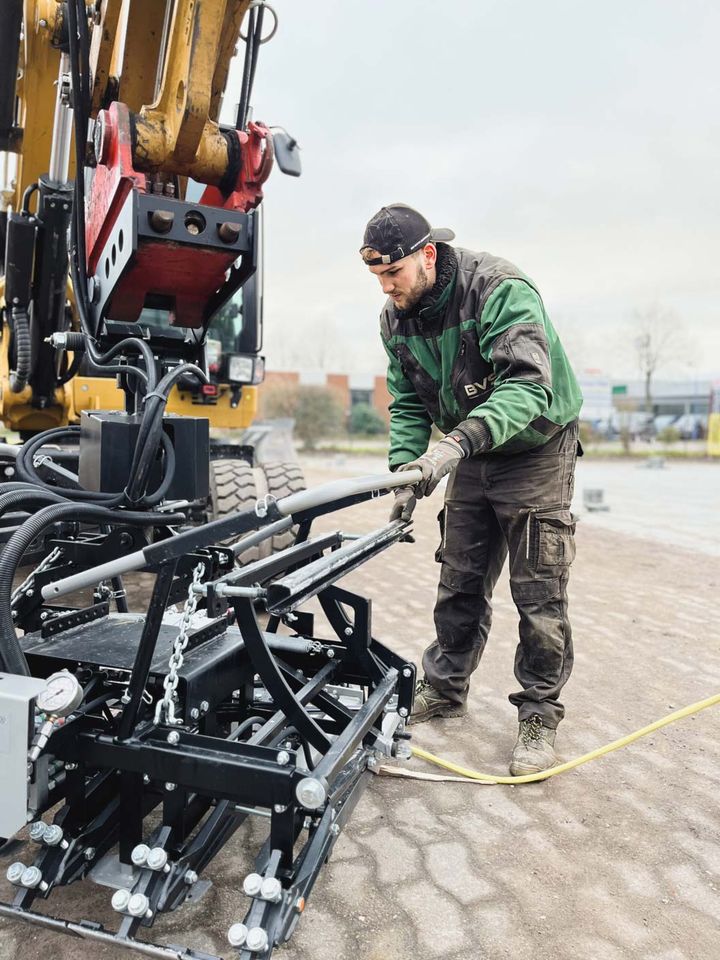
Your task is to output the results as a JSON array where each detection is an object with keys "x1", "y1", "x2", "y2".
[
  {"x1": 389, "y1": 485, "x2": 416, "y2": 522},
  {"x1": 398, "y1": 435, "x2": 466, "y2": 498}
]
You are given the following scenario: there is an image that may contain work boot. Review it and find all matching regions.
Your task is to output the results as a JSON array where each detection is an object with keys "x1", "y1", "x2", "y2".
[
  {"x1": 409, "y1": 678, "x2": 467, "y2": 724},
  {"x1": 509, "y1": 715, "x2": 558, "y2": 776}
]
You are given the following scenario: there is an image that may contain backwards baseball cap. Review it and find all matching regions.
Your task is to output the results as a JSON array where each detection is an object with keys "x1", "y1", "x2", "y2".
[{"x1": 360, "y1": 203, "x2": 455, "y2": 265}]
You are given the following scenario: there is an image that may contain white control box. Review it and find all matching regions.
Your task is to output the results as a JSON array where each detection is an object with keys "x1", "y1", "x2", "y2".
[{"x1": 0, "y1": 673, "x2": 47, "y2": 838}]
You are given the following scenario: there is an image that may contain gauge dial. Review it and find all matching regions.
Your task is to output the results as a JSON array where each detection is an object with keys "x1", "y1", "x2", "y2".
[{"x1": 36, "y1": 671, "x2": 84, "y2": 717}]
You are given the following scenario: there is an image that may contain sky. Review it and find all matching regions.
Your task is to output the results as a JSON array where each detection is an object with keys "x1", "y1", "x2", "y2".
[{"x1": 223, "y1": 0, "x2": 720, "y2": 383}]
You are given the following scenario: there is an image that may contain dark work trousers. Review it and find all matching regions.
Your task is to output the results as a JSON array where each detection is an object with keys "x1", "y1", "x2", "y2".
[{"x1": 422, "y1": 421, "x2": 580, "y2": 728}]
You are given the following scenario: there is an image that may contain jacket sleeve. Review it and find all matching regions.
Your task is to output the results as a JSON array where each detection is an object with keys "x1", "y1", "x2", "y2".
[
  {"x1": 382, "y1": 337, "x2": 433, "y2": 468},
  {"x1": 466, "y1": 279, "x2": 554, "y2": 448}
]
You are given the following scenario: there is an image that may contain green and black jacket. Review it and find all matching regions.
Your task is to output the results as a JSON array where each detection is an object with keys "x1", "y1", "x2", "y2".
[{"x1": 380, "y1": 244, "x2": 583, "y2": 468}]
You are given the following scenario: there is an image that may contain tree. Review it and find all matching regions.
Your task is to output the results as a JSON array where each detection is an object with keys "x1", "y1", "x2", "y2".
[
  {"x1": 262, "y1": 383, "x2": 344, "y2": 450},
  {"x1": 348, "y1": 403, "x2": 387, "y2": 435},
  {"x1": 633, "y1": 305, "x2": 679, "y2": 417}
]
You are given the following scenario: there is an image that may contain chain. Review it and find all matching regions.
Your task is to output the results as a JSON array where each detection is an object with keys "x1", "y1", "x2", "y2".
[
  {"x1": 11, "y1": 547, "x2": 62, "y2": 606},
  {"x1": 154, "y1": 563, "x2": 205, "y2": 726}
]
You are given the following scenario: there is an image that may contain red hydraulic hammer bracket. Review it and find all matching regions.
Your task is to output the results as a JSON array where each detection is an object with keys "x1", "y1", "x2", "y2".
[{"x1": 200, "y1": 122, "x2": 274, "y2": 212}]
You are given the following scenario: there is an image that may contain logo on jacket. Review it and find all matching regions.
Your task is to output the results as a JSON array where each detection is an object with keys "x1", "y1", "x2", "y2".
[{"x1": 464, "y1": 374, "x2": 495, "y2": 398}]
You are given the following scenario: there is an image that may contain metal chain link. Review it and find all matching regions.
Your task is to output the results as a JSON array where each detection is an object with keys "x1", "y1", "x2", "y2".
[
  {"x1": 11, "y1": 547, "x2": 62, "y2": 606},
  {"x1": 154, "y1": 563, "x2": 205, "y2": 726}
]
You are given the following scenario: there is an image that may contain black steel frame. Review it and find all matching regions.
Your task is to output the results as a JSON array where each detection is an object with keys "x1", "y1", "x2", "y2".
[{"x1": 1, "y1": 484, "x2": 415, "y2": 960}]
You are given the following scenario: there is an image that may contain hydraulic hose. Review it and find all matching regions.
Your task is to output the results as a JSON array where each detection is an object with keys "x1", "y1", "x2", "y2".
[
  {"x1": 397, "y1": 693, "x2": 720, "y2": 785},
  {"x1": 0, "y1": 487, "x2": 69, "y2": 521},
  {"x1": 9, "y1": 306, "x2": 31, "y2": 393},
  {"x1": 0, "y1": 502, "x2": 185, "y2": 676}
]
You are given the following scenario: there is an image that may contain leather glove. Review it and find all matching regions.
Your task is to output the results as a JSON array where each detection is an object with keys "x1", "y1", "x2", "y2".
[
  {"x1": 389, "y1": 485, "x2": 416, "y2": 522},
  {"x1": 398, "y1": 435, "x2": 465, "y2": 498}
]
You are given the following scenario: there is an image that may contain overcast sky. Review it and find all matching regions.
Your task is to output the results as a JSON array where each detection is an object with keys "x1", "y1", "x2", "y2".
[{"x1": 224, "y1": 0, "x2": 720, "y2": 383}]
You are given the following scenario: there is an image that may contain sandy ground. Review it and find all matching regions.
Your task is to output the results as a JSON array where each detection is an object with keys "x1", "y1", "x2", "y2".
[{"x1": 1, "y1": 455, "x2": 719, "y2": 960}]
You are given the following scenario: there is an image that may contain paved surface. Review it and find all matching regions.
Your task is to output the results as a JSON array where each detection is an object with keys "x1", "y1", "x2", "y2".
[{"x1": 1, "y1": 456, "x2": 719, "y2": 960}]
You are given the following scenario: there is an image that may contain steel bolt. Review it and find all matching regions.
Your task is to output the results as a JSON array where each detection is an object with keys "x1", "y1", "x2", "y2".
[
  {"x1": 20, "y1": 866, "x2": 44, "y2": 889},
  {"x1": 273, "y1": 804, "x2": 286, "y2": 814},
  {"x1": 227, "y1": 923, "x2": 248, "y2": 947},
  {"x1": 65, "y1": 762, "x2": 77, "y2": 771},
  {"x1": 260, "y1": 876, "x2": 282, "y2": 903},
  {"x1": 343, "y1": 627, "x2": 353, "y2": 636},
  {"x1": 131, "y1": 843, "x2": 150, "y2": 866},
  {"x1": 111, "y1": 888, "x2": 131, "y2": 913},
  {"x1": 43, "y1": 824, "x2": 65, "y2": 847},
  {"x1": 6, "y1": 862, "x2": 26, "y2": 885},
  {"x1": 276, "y1": 750, "x2": 290, "y2": 766},
  {"x1": 243, "y1": 872, "x2": 263, "y2": 897},
  {"x1": 29, "y1": 821, "x2": 47, "y2": 842},
  {"x1": 127, "y1": 892, "x2": 151, "y2": 918},
  {"x1": 146, "y1": 847, "x2": 168, "y2": 872},
  {"x1": 84, "y1": 847, "x2": 96, "y2": 861},
  {"x1": 167, "y1": 730, "x2": 180, "y2": 745},
  {"x1": 402, "y1": 667, "x2": 412, "y2": 678},
  {"x1": 190, "y1": 707, "x2": 200, "y2": 720},
  {"x1": 330, "y1": 823, "x2": 340, "y2": 837},
  {"x1": 184, "y1": 870, "x2": 198, "y2": 885},
  {"x1": 217, "y1": 221, "x2": 241, "y2": 244},
  {"x1": 200, "y1": 700, "x2": 209, "y2": 713},
  {"x1": 245, "y1": 927, "x2": 269, "y2": 953},
  {"x1": 149, "y1": 209, "x2": 174, "y2": 234},
  {"x1": 165, "y1": 782, "x2": 176, "y2": 791},
  {"x1": 398, "y1": 707, "x2": 408, "y2": 718}
]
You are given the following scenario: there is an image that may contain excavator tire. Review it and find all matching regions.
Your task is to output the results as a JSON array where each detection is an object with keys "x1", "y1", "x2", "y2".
[
  {"x1": 208, "y1": 459, "x2": 259, "y2": 563},
  {"x1": 261, "y1": 461, "x2": 306, "y2": 552},
  {"x1": 208, "y1": 459, "x2": 306, "y2": 562}
]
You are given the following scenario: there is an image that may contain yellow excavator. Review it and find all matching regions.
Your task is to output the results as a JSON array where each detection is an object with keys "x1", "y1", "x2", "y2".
[{"x1": 0, "y1": 0, "x2": 303, "y2": 547}]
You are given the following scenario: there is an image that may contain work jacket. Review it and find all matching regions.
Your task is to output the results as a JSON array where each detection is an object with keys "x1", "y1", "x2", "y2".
[{"x1": 380, "y1": 245, "x2": 583, "y2": 468}]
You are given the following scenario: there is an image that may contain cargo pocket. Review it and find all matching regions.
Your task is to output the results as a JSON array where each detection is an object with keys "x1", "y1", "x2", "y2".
[
  {"x1": 434, "y1": 508, "x2": 446, "y2": 563},
  {"x1": 532, "y1": 508, "x2": 576, "y2": 575}
]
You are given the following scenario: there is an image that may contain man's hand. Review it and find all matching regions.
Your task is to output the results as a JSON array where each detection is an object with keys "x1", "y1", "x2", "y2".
[
  {"x1": 398, "y1": 435, "x2": 465, "y2": 498},
  {"x1": 389, "y1": 485, "x2": 416, "y2": 522}
]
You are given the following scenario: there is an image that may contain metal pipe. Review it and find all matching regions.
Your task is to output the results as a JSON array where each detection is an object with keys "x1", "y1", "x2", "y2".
[
  {"x1": 275, "y1": 470, "x2": 422, "y2": 518},
  {"x1": 48, "y1": 54, "x2": 73, "y2": 184},
  {"x1": 41, "y1": 549, "x2": 145, "y2": 600},
  {"x1": 231, "y1": 516, "x2": 292, "y2": 556}
]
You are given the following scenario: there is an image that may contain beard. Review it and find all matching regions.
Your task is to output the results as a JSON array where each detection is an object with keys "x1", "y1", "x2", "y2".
[{"x1": 396, "y1": 259, "x2": 431, "y2": 311}]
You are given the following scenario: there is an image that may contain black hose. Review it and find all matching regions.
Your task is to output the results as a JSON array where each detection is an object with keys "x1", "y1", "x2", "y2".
[
  {"x1": 21, "y1": 182, "x2": 38, "y2": 214},
  {"x1": 0, "y1": 502, "x2": 185, "y2": 675},
  {"x1": 9, "y1": 306, "x2": 31, "y2": 393},
  {"x1": 0, "y1": 487, "x2": 69, "y2": 520}
]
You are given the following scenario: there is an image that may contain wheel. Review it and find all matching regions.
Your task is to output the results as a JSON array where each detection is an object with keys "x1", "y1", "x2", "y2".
[
  {"x1": 261, "y1": 461, "x2": 306, "y2": 552},
  {"x1": 208, "y1": 459, "x2": 259, "y2": 563}
]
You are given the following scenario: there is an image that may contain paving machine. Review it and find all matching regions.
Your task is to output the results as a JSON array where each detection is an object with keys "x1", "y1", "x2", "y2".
[{"x1": 0, "y1": 1, "x2": 419, "y2": 956}]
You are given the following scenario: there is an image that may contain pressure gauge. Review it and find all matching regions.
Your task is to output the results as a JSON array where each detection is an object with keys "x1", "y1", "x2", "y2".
[{"x1": 36, "y1": 671, "x2": 84, "y2": 717}]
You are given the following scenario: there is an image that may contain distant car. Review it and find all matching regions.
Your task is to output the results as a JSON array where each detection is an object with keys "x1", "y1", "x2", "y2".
[{"x1": 672, "y1": 413, "x2": 706, "y2": 440}]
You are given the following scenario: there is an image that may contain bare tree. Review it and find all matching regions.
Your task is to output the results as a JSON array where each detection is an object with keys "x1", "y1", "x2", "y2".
[{"x1": 633, "y1": 304, "x2": 680, "y2": 416}]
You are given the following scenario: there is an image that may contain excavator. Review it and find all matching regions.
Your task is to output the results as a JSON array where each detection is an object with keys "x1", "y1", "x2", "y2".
[
  {"x1": 0, "y1": 2, "x2": 419, "y2": 957},
  {"x1": 0, "y1": 0, "x2": 304, "y2": 550}
]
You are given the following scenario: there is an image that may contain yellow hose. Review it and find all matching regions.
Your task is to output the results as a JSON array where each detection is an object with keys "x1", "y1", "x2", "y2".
[{"x1": 409, "y1": 692, "x2": 720, "y2": 784}]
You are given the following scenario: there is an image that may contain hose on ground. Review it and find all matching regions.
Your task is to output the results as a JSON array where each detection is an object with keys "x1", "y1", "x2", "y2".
[{"x1": 397, "y1": 693, "x2": 720, "y2": 785}]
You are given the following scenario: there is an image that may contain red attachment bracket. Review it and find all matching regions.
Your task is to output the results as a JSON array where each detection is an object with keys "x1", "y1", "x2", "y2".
[{"x1": 200, "y1": 121, "x2": 274, "y2": 212}]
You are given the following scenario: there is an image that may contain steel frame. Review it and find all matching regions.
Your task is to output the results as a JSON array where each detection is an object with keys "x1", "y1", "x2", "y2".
[{"x1": 0, "y1": 473, "x2": 418, "y2": 959}]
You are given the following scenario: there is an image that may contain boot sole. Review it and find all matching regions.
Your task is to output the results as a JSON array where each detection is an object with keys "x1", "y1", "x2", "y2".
[
  {"x1": 508, "y1": 758, "x2": 559, "y2": 777},
  {"x1": 408, "y1": 704, "x2": 467, "y2": 725}
]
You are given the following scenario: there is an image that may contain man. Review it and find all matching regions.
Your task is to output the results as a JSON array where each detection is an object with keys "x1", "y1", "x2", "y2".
[{"x1": 360, "y1": 203, "x2": 583, "y2": 775}]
